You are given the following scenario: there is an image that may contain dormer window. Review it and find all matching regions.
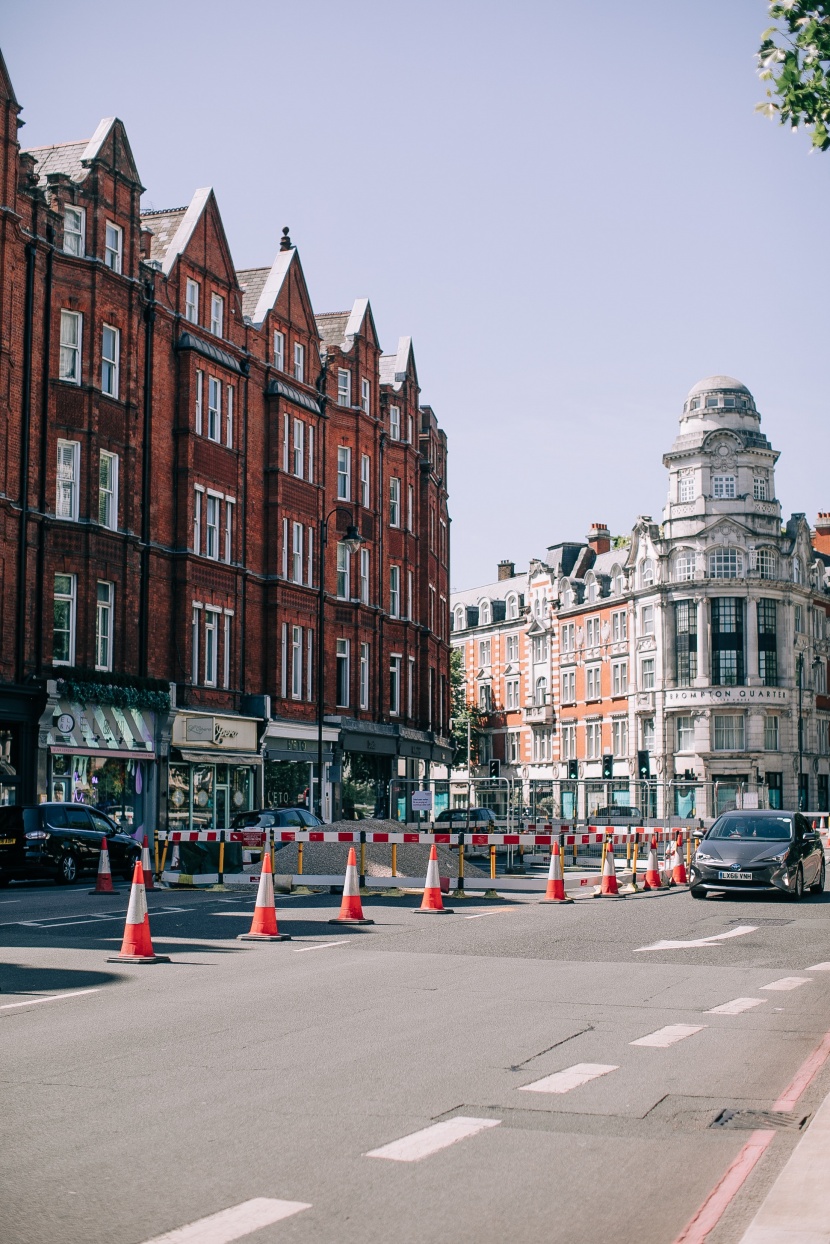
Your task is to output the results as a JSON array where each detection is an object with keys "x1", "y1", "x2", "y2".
[
  {"x1": 712, "y1": 474, "x2": 736, "y2": 499},
  {"x1": 505, "y1": 594, "x2": 518, "y2": 620},
  {"x1": 640, "y1": 558, "x2": 654, "y2": 588},
  {"x1": 63, "y1": 206, "x2": 85, "y2": 257},
  {"x1": 585, "y1": 575, "x2": 598, "y2": 602},
  {"x1": 104, "y1": 222, "x2": 122, "y2": 273},
  {"x1": 479, "y1": 601, "x2": 491, "y2": 625},
  {"x1": 453, "y1": 606, "x2": 464, "y2": 631},
  {"x1": 610, "y1": 566, "x2": 624, "y2": 595}
]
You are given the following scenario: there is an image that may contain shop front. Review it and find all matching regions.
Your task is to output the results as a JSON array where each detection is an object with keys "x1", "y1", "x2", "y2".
[
  {"x1": 41, "y1": 697, "x2": 158, "y2": 838},
  {"x1": 263, "y1": 720, "x2": 339, "y2": 819},
  {"x1": 0, "y1": 686, "x2": 43, "y2": 806},
  {"x1": 168, "y1": 711, "x2": 262, "y2": 832}
]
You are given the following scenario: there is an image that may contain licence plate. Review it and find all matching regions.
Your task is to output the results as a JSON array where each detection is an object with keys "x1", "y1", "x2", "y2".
[
  {"x1": 0, "y1": 838, "x2": 16, "y2": 846},
  {"x1": 718, "y1": 870, "x2": 753, "y2": 881}
]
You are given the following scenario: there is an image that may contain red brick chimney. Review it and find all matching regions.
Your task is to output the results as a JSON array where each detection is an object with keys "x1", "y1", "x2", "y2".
[
  {"x1": 497, "y1": 559, "x2": 515, "y2": 581},
  {"x1": 814, "y1": 513, "x2": 830, "y2": 555},
  {"x1": 587, "y1": 523, "x2": 611, "y2": 555}
]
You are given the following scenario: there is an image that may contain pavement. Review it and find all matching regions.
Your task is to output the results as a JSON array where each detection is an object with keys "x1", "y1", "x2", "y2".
[{"x1": 3, "y1": 872, "x2": 830, "y2": 1244}]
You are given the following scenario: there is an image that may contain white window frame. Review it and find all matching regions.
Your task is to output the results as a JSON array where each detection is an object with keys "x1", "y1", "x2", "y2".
[
  {"x1": 226, "y1": 385, "x2": 234, "y2": 448},
  {"x1": 95, "y1": 581, "x2": 113, "y2": 672},
  {"x1": 389, "y1": 405, "x2": 400, "y2": 439},
  {"x1": 360, "y1": 454, "x2": 371, "y2": 507},
  {"x1": 194, "y1": 487, "x2": 203, "y2": 553},
  {"x1": 611, "y1": 660, "x2": 627, "y2": 696},
  {"x1": 753, "y1": 477, "x2": 767, "y2": 501},
  {"x1": 205, "y1": 494, "x2": 220, "y2": 560},
  {"x1": 336, "y1": 638, "x2": 350, "y2": 707},
  {"x1": 292, "y1": 522, "x2": 303, "y2": 583},
  {"x1": 273, "y1": 329, "x2": 285, "y2": 371},
  {"x1": 359, "y1": 643, "x2": 370, "y2": 710},
  {"x1": 407, "y1": 484, "x2": 414, "y2": 532},
  {"x1": 561, "y1": 721, "x2": 576, "y2": 760},
  {"x1": 337, "y1": 446, "x2": 351, "y2": 500},
  {"x1": 293, "y1": 341, "x2": 305, "y2": 383},
  {"x1": 101, "y1": 324, "x2": 120, "y2": 398},
  {"x1": 678, "y1": 474, "x2": 694, "y2": 503},
  {"x1": 336, "y1": 542, "x2": 351, "y2": 600},
  {"x1": 195, "y1": 370, "x2": 203, "y2": 434},
  {"x1": 641, "y1": 657, "x2": 655, "y2": 691},
  {"x1": 307, "y1": 425, "x2": 314, "y2": 483},
  {"x1": 408, "y1": 571, "x2": 414, "y2": 622},
  {"x1": 389, "y1": 477, "x2": 401, "y2": 527},
  {"x1": 185, "y1": 279, "x2": 200, "y2": 324},
  {"x1": 59, "y1": 310, "x2": 82, "y2": 384},
  {"x1": 586, "y1": 665, "x2": 601, "y2": 700},
  {"x1": 676, "y1": 715, "x2": 694, "y2": 751},
  {"x1": 641, "y1": 604, "x2": 655, "y2": 636},
  {"x1": 203, "y1": 609, "x2": 219, "y2": 686},
  {"x1": 223, "y1": 612, "x2": 232, "y2": 689},
  {"x1": 712, "y1": 474, "x2": 736, "y2": 500},
  {"x1": 586, "y1": 721, "x2": 602, "y2": 760},
  {"x1": 389, "y1": 566, "x2": 400, "y2": 618},
  {"x1": 210, "y1": 292, "x2": 224, "y2": 337},
  {"x1": 764, "y1": 714, "x2": 780, "y2": 751},
  {"x1": 63, "y1": 205, "x2": 85, "y2": 257},
  {"x1": 361, "y1": 377, "x2": 371, "y2": 414},
  {"x1": 207, "y1": 377, "x2": 221, "y2": 442},
  {"x1": 53, "y1": 573, "x2": 77, "y2": 666},
  {"x1": 709, "y1": 548, "x2": 743, "y2": 579},
  {"x1": 306, "y1": 526, "x2": 314, "y2": 587},
  {"x1": 506, "y1": 633, "x2": 519, "y2": 662},
  {"x1": 390, "y1": 655, "x2": 402, "y2": 716},
  {"x1": 359, "y1": 547, "x2": 370, "y2": 604},
  {"x1": 98, "y1": 450, "x2": 118, "y2": 530},
  {"x1": 104, "y1": 221, "x2": 123, "y2": 274},
  {"x1": 281, "y1": 517, "x2": 288, "y2": 578},
  {"x1": 291, "y1": 626, "x2": 303, "y2": 700},
  {"x1": 224, "y1": 498, "x2": 234, "y2": 563},
  {"x1": 713, "y1": 713, "x2": 745, "y2": 751},
  {"x1": 56, "y1": 439, "x2": 80, "y2": 521},
  {"x1": 612, "y1": 718, "x2": 628, "y2": 758},
  {"x1": 337, "y1": 369, "x2": 351, "y2": 407},
  {"x1": 293, "y1": 419, "x2": 304, "y2": 478},
  {"x1": 561, "y1": 669, "x2": 576, "y2": 704}
]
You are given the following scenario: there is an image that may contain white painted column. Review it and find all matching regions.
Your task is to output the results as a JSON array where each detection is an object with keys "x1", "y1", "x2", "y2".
[
  {"x1": 695, "y1": 597, "x2": 709, "y2": 687},
  {"x1": 745, "y1": 597, "x2": 758, "y2": 685}
]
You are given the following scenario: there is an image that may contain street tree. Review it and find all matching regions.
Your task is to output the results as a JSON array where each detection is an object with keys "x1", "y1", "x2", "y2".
[
  {"x1": 449, "y1": 647, "x2": 487, "y2": 769},
  {"x1": 757, "y1": 1, "x2": 830, "y2": 150}
]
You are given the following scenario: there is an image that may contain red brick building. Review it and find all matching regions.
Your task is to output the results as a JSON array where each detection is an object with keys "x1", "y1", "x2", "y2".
[{"x1": 0, "y1": 51, "x2": 450, "y2": 832}]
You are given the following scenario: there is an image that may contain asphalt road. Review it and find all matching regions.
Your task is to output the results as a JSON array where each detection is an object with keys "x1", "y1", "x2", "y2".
[{"x1": 3, "y1": 873, "x2": 830, "y2": 1244}]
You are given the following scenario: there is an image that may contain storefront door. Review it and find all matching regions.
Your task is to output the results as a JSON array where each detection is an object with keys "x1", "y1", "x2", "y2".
[{"x1": 216, "y1": 785, "x2": 229, "y2": 830}]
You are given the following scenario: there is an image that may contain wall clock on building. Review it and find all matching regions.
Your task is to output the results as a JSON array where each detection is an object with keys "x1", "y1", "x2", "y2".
[{"x1": 57, "y1": 713, "x2": 75, "y2": 734}]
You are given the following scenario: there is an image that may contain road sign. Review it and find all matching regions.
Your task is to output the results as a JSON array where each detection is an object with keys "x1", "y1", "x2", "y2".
[{"x1": 411, "y1": 790, "x2": 433, "y2": 812}]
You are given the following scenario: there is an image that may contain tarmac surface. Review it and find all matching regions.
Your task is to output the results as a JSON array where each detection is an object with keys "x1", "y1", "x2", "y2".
[{"x1": 3, "y1": 873, "x2": 830, "y2": 1244}]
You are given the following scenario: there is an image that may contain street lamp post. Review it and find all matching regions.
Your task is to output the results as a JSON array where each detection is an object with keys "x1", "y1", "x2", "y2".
[{"x1": 316, "y1": 507, "x2": 364, "y2": 821}]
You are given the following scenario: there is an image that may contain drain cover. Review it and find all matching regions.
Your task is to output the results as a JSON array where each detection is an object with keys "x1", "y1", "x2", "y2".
[{"x1": 710, "y1": 1109, "x2": 809, "y2": 1131}]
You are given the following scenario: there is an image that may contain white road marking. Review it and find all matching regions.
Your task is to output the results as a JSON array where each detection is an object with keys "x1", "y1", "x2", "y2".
[
  {"x1": 0, "y1": 989, "x2": 100, "y2": 1012},
  {"x1": 634, "y1": 924, "x2": 758, "y2": 952},
  {"x1": 519, "y1": 1063, "x2": 619, "y2": 1094},
  {"x1": 630, "y1": 1023, "x2": 706, "y2": 1048},
  {"x1": 365, "y1": 1116, "x2": 500, "y2": 1162},
  {"x1": 12, "y1": 908, "x2": 185, "y2": 930},
  {"x1": 138, "y1": 1197, "x2": 311, "y2": 1243},
  {"x1": 805, "y1": 962, "x2": 830, "y2": 971},
  {"x1": 706, "y1": 997, "x2": 767, "y2": 1016},
  {"x1": 761, "y1": 976, "x2": 812, "y2": 991},
  {"x1": 212, "y1": 911, "x2": 259, "y2": 917},
  {"x1": 464, "y1": 908, "x2": 514, "y2": 920},
  {"x1": 292, "y1": 941, "x2": 348, "y2": 953}
]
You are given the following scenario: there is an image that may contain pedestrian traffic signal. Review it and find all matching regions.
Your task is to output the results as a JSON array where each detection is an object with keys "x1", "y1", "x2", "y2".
[
  {"x1": 601, "y1": 754, "x2": 613, "y2": 780},
  {"x1": 489, "y1": 759, "x2": 501, "y2": 779},
  {"x1": 567, "y1": 759, "x2": 578, "y2": 781},
  {"x1": 637, "y1": 750, "x2": 651, "y2": 779}
]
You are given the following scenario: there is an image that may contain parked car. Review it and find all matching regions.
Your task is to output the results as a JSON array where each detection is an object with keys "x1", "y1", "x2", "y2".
[
  {"x1": 231, "y1": 808, "x2": 322, "y2": 830},
  {"x1": 591, "y1": 806, "x2": 644, "y2": 823},
  {"x1": 0, "y1": 803, "x2": 140, "y2": 886},
  {"x1": 689, "y1": 810, "x2": 825, "y2": 901},
  {"x1": 434, "y1": 807, "x2": 497, "y2": 826}
]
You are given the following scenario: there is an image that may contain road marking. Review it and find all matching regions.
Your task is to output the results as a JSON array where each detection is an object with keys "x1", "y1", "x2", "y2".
[
  {"x1": 805, "y1": 961, "x2": 830, "y2": 971},
  {"x1": 11, "y1": 908, "x2": 185, "y2": 930},
  {"x1": 464, "y1": 908, "x2": 514, "y2": 920},
  {"x1": 774, "y1": 1027, "x2": 830, "y2": 1110},
  {"x1": 292, "y1": 941, "x2": 348, "y2": 953},
  {"x1": 706, "y1": 997, "x2": 767, "y2": 1016},
  {"x1": 138, "y1": 1197, "x2": 311, "y2": 1243},
  {"x1": 673, "y1": 1130, "x2": 776, "y2": 1244},
  {"x1": 762, "y1": 977, "x2": 811, "y2": 992},
  {"x1": 630, "y1": 1023, "x2": 706, "y2": 1048},
  {"x1": 634, "y1": 925, "x2": 758, "y2": 952},
  {"x1": 519, "y1": 1063, "x2": 619, "y2": 1094},
  {"x1": 365, "y1": 1116, "x2": 500, "y2": 1162},
  {"x1": 0, "y1": 989, "x2": 100, "y2": 1011},
  {"x1": 212, "y1": 911, "x2": 259, "y2": 917}
]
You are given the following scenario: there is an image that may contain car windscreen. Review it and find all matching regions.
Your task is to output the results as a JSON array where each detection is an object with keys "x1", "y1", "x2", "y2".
[
  {"x1": 232, "y1": 813, "x2": 274, "y2": 828},
  {"x1": 708, "y1": 815, "x2": 793, "y2": 841}
]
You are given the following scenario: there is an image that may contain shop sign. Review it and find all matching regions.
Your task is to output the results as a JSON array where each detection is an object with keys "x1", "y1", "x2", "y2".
[
  {"x1": 174, "y1": 715, "x2": 258, "y2": 752},
  {"x1": 47, "y1": 700, "x2": 155, "y2": 756},
  {"x1": 664, "y1": 688, "x2": 789, "y2": 708}
]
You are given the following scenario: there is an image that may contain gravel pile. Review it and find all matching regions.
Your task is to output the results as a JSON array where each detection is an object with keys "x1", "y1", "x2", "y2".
[{"x1": 235, "y1": 819, "x2": 486, "y2": 884}]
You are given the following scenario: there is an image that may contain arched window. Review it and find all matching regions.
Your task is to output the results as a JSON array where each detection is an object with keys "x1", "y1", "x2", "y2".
[
  {"x1": 505, "y1": 593, "x2": 518, "y2": 620},
  {"x1": 756, "y1": 549, "x2": 777, "y2": 580},
  {"x1": 533, "y1": 597, "x2": 542, "y2": 619},
  {"x1": 534, "y1": 676, "x2": 547, "y2": 706},
  {"x1": 453, "y1": 605, "x2": 464, "y2": 631},
  {"x1": 585, "y1": 574, "x2": 598, "y2": 603},
  {"x1": 561, "y1": 581, "x2": 573, "y2": 608},
  {"x1": 641, "y1": 558, "x2": 654, "y2": 588},
  {"x1": 709, "y1": 548, "x2": 743, "y2": 579},
  {"x1": 674, "y1": 551, "x2": 695, "y2": 582},
  {"x1": 793, "y1": 558, "x2": 803, "y2": 584},
  {"x1": 479, "y1": 599, "x2": 491, "y2": 625},
  {"x1": 610, "y1": 566, "x2": 624, "y2": 595}
]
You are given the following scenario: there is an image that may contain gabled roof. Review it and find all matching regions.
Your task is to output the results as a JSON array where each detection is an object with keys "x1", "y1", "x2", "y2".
[
  {"x1": 316, "y1": 297, "x2": 379, "y2": 354},
  {"x1": 0, "y1": 49, "x2": 19, "y2": 108},
  {"x1": 140, "y1": 186, "x2": 212, "y2": 277},
  {"x1": 236, "y1": 266, "x2": 270, "y2": 322},
  {"x1": 379, "y1": 336, "x2": 416, "y2": 391},
  {"x1": 238, "y1": 246, "x2": 295, "y2": 327},
  {"x1": 315, "y1": 311, "x2": 351, "y2": 350},
  {"x1": 450, "y1": 573, "x2": 527, "y2": 610},
  {"x1": 25, "y1": 117, "x2": 139, "y2": 187}
]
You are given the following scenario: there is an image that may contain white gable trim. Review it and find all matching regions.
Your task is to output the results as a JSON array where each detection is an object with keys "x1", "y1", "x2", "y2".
[
  {"x1": 161, "y1": 186, "x2": 212, "y2": 277},
  {"x1": 251, "y1": 247, "x2": 294, "y2": 327},
  {"x1": 81, "y1": 117, "x2": 116, "y2": 165}
]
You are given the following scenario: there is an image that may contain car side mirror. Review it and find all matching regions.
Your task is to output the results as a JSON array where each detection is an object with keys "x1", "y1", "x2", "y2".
[{"x1": 693, "y1": 828, "x2": 705, "y2": 841}]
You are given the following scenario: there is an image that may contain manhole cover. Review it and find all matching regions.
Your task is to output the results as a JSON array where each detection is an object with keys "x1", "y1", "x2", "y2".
[{"x1": 710, "y1": 1109, "x2": 809, "y2": 1131}]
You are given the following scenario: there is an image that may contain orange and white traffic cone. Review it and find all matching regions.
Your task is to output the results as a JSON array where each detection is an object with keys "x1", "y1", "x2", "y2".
[
  {"x1": 107, "y1": 859, "x2": 170, "y2": 963},
  {"x1": 540, "y1": 841, "x2": 573, "y2": 904},
  {"x1": 141, "y1": 835, "x2": 154, "y2": 890},
  {"x1": 239, "y1": 851, "x2": 291, "y2": 940},
  {"x1": 415, "y1": 844, "x2": 454, "y2": 914},
  {"x1": 89, "y1": 837, "x2": 118, "y2": 895},
  {"x1": 671, "y1": 834, "x2": 688, "y2": 886},
  {"x1": 329, "y1": 847, "x2": 374, "y2": 925},
  {"x1": 642, "y1": 837, "x2": 664, "y2": 890},
  {"x1": 597, "y1": 837, "x2": 619, "y2": 896}
]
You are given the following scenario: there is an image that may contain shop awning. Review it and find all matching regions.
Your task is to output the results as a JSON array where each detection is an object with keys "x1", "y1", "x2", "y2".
[
  {"x1": 175, "y1": 750, "x2": 262, "y2": 765},
  {"x1": 48, "y1": 701, "x2": 155, "y2": 757}
]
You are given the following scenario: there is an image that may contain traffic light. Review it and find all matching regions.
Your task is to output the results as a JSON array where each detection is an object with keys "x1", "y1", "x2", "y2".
[
  {"x1": 637, "y1": 750, "x2": 651, "y2": 780},
  {"x1": 489, "y1": 759, "x2": 501, "y2": 779},
  {"x1": 567, "y1": 759, "x2": 578, "y2": 781},
  {"x1": 601, "y1": 754, "x2": 613, "y2": 780}
]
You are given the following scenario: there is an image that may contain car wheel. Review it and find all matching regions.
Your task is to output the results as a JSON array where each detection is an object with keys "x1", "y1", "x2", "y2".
[
  {"x1": 56, "y1": 853, "x2": 78, "y2": 885},
  {"x1": 810, "y1": 857, "x2": 826, "y2": 894},
  {"x1": 690, "y1": 886, "x2": 707, "y2": 900},
  {"x1": 788, "y1": 865, "x2": 804, "y2": 902}
]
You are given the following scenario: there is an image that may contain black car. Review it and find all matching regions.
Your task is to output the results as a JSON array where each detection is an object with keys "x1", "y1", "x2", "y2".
[
  {"x1": 689, "y1": 809, "x2": 825, "y2": 901},
  {"x1": 230, "y1": 808, "x2": 323, "y2": 830},
  {"x1": 0, "y1": 803, "x2": 140, "y2": 886},
  {"x1": 592, "y1": 805, "x2": 644, "y2": 824},
  {"x1": 434, "y1": 807, "x2": 497, "y2": 826}
]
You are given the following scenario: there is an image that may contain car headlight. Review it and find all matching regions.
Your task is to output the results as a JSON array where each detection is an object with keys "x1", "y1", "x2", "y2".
[
  {"x1": 25, "y1": 831, "x2": 49, "y2": 840},
  {"x1": 695, "y1": 851, "x2": 717, "y2": 863},
  {"x1": 759, "y1": 850, "x2": 789, "y2": 865}
]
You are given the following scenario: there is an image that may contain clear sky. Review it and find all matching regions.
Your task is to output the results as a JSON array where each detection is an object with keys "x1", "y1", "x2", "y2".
[{"x1": 5, "y1": 1, "x2": 829, "y2": 591}]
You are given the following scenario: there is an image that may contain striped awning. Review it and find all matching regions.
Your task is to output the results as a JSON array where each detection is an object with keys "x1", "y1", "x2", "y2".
[{"x1": 48, "y1": 701, "x2": 156, "y2": 758}]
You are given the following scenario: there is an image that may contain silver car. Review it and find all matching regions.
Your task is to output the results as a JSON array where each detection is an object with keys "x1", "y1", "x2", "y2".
[{"x1": 689, "y1": 810, "x2": 825, "y2": 901}]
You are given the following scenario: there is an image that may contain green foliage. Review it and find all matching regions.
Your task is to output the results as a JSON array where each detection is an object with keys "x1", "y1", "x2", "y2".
[
  {"x1": 53, "y1": 667, "x2": 171, "y2": 714},
  {"x1": 611, "y1": 535, "x2": 631, "y2": 549},
  {"x1": 757, "y1": 2, "x2": 830, "y2": 151},
  {"x1": 449, "y1": 647, "x2": 488, "y2": 768}
]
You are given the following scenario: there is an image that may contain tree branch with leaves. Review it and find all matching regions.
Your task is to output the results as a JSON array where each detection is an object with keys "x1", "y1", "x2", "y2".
[
  {"x1": 449, "y1": 647, "x2": 488, "y2": 769},
  {"x1": 757, "y1": 1, "x2": 830, "y2": 150}
]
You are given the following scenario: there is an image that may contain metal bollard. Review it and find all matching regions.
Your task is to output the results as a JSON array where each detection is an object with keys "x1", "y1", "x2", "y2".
[
  {"x1": 154, "y1": 837, "x2": 160, "y2": 878},
  {"x1": 297, "y1": 840, "x2": 304, "y2": 875},
  {"x1": 391, "y1": 842, "x2": 397, "y2": 877},
  {"x1": 490, "y1": 843, "x2": 496, "y2": 880},
  {"x1": 218, "y1": 831, "x2": 225, "y2": 886},
  {"x1": 270, "y1": 829, "x2": 275, "y2": 875},
  {"x1": 457, "y1": 833, "x2": 465, "y2": 895},
  {"x1": 159, "y1": 838, "x2": 169, "y2": 877},
  {"x1": 359, "y1": 831, "x2": 366, "y2": 888}
]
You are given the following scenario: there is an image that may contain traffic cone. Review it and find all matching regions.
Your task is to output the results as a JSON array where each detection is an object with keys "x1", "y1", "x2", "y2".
[
  {"x1": 141, "y1": 835, "x2": 154, "y2": 890},
  {"x1": 540, "y1": 841, "x2": 573, "y2": 904},
  {"x1": 239, "y1": 851, "x2": 291, "y2": 940},
  {"x1": 597, "y1": 837, "x2": 619, "y2": 896},
  {"x1": 89, "y1": 837, "x2": 118, "y2": 895},
  {"x1": 107, "y1": 859, "x2": 170, "y2": 963},
  {"x1": 671, "y1": 834, "x2": 688, "y2": 886},
  {"x1": 415, "y1": 844, "x2": 454, "y2": 914},
  {"x1": 642, "y1": 837, "x2": 664, "y2": 890},
  {"x1": 329, "y1": 847, "x2": 374, "y2": 924}
]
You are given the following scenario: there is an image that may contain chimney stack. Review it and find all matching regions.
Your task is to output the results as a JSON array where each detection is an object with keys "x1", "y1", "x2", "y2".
[
  {"x1": 587, "y1": 523, "x2": 611, "y2": 555},
  {"x1": 814, "y1": 512, "x2": 830, "y2": 556},
  {"x1": 497, "y1": 559, "x2": 515, "y2": 581}
]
